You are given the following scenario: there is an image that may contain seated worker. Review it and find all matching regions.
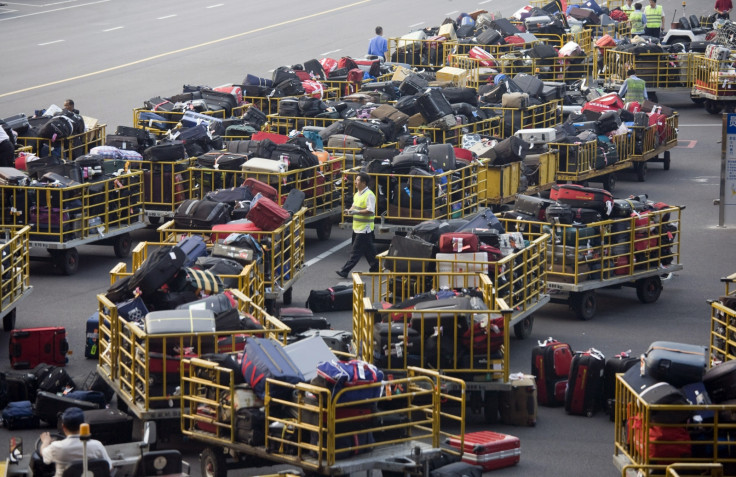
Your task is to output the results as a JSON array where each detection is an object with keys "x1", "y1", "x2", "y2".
[
  {"x1": 63, "y1": 99, "x2": 79, "y2": 115},
  {"x1": 40, "y1": 407, "x2": 112, "y2": 477}
]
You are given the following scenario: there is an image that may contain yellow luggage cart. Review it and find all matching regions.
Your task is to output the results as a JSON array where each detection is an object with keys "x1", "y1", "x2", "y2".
[
  {"x1": 0, "y1": 227, "x2": 33, "y2": 331},
  {"x1": 604, "y1": 49, "x2": 696, "y2": 102},
  {"x1": 132, "y1": 106, "x2": 249, "y2": 138},
  {"x1": 16, "y1": 124, "x2": 107, "y2": 162},
  {"x1": 709, "y1": 272, "x2": 736, "y2": 363},
  {"x1": 479, "y1": 150, "x2": 558, "y2": 206},
  {"x1": 340, "y1": 161, "x2": 483, "y2": 236},
  {"x1": 691, "y1": 54, "x2": 736, "y2": 114},
  {"x1": 503, "y1": 204, "x2": 683, "y2": 320},
  {"x1": 553, "y1": 131, "x2": 634, "y2": 192},
  {"x1": 124, "y1": 158, "x2": 193, "y2": 225},
  {"x1": 189, "y1": 155, "x2": 344, "y2": 240},
  {"x1": 613, "y1": 373, "x2": 736, "y2": 476},
  {"x1": 629, "y1": 114, "x2": 679, "y2": 181},
  {"x1": 481, "y1": 99, "x2": 563, "y2": 138},
  {"x1": 0, "y1": 172, "x2": 145, "y2": 275},
  {"x1": 158, "y1": 209, "x2": 307, "y2": 310},
  {"x1": 182, "y1": 357, "x2": 466, "y2": 477}
]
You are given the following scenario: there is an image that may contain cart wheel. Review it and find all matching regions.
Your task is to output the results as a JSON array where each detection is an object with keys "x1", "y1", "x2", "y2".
[
  {"x1": 147, "y1": 216, "x2": 161, "y2": 226},
  {"x1": 483, "y1": 392, "x2": 500, "y2": 424},
  {"x1": 705, "y1": 100, "x2": 723, "y2": 115},
  {"x1": 663, "y1": 151, "x2": 671, "y2": 171},
  {"x1": 282, "y1": 287, "x2": 293, "y2": 306},
  {"x1": 113, "y1": 233, "x2": 132, "y2": 258},
  {"x1": 513, "y1": 315, "x2": 534, "y2": 340},
  {"x1": 603, "y1": 173, "x2": 616, "y2": 193},
  {"x1": 636, "y1": 162, "x2": 647, "y2": 182},
  {"x1": 201, "y1": 448, "x2": 227, "y2": 477},
  {"x1": 690, "y1": 95, "x2": 706, "y2": 105},
  {"x1": 3, "y1": 308, "x2": 16, "y2": 332},
  {"x1": 316, "y1": 219, "x2": 332, "y2": 240},
  {"x1": 636, "y1": 276, "x2": 662, "y2": 304},
  {"x1": 54, "y1": 249, "x2": 79, "y2": 276},
  {"x1": 570, "y1": 291, "x2": 596, "y2": 321}
]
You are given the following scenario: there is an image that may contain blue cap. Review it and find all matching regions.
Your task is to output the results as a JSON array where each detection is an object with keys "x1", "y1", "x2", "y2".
[
  {"x1": 61, "y1": 407, "x2": 85, "y2": 428},
  {"x1": 494, "y1": 74, "x2": 508, "y2": 85}
]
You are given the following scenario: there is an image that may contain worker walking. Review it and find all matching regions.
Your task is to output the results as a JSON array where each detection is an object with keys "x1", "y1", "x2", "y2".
[
  {"x1": 643, "y1": 0, "x2": 664, "y2": 38},
  {"x1": 367, "y1": 26, "x2": 388, "y2": 60},
  {"x1": 337, "y1": 172, "x2": 379, "y2": 278},
  {"x1": 619, "y1": 69, "x2": 649, "y2": 103}
]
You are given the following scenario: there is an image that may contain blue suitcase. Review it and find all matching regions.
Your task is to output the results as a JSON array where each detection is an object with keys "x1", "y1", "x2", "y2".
[
  {"x1": 176, "y1": 235, "x2": 208, "y2": 268},
  {"x1": 240, "y1": 337, "x2": 304, "y2": 400},
  {"x1": 180, "y1": 110, "x2": 224, "y2": 130},
  {"x1": 2, "y1": 400, "x2": 40, "y2": 430}
]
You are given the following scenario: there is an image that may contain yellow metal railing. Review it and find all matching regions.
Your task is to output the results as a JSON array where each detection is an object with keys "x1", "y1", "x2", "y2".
[
  {"x1": 17, "y1": 124, "x2": 107, "y2": 162},
  {"x1": 604, "y1": 50, "x2": 695, "y2": 89},
  {"x1": 0, "y1": 226, "x2": 32, "y2": 316}
]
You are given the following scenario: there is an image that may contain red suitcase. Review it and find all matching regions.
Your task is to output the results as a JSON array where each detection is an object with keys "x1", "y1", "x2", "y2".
[
  {"x1": 438, "y1": 233, "x2": 479, "y2": 253},
  {"x1": 246, "y1": 196, "x2": 291, "y2": 231},
  {"x1": 242, "y1": 178, "x2": 277, "y2": 202},
  {"x1": 211, "y1": 221, "x2": 262, "y2": 241},
  {"x1": 251, "y1": 131, "x2": 288, "y2": 144},
  {"x1": 550, "y1": 184, "x2": 614, "y2": 216},
  {"x1": 9, "y1": 327, "x2": 68, "y2": 369},
  {"x1": 447, "y1": 431, "x2": 521, "y2": 471}
]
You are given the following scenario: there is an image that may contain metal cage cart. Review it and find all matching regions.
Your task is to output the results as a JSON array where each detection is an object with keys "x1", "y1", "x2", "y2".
[{"x1": 0, "y1": 226, "x2": 33, "y2": 331}]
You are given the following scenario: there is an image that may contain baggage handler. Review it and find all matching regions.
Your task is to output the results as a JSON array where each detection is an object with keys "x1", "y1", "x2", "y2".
[
  {"x1": 630, "y1": 3, "x2": 645, "y2": 34},
  {"x1": 368, "y1": 26, "x2": 388, "y2": 60},
  {"x1": 0, "y1": 123, "x2": 15, "y2": 167},
  {"x1": 716, "y1": 0, "x2": 732, "y2": 19},
  {"x1": 63, "y1": 99, "x2": 79, "y2": 115},
  {"x1": 622, "y1": 0, "x2": 635, "y2": 15},
  {"x1": 619, "y1": 69, "x2": 649, "y2": 102},
  {"x1": 40, "y1": 407, "x2": 112, "y2": 477},
  {"x1": 643, "y1": 0, "x2": 664, "y2": 38},
  {"x1": 337, "y1": 172, "x2": 379, "y2": 278}
]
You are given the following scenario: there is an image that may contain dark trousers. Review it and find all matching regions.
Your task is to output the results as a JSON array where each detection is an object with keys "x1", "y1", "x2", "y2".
[
  {"x1": 0, "y1": 140, "x2": 14, "y2": 168},
  {"x1": 644, "y1": 27, "x2": 661, "y2": 38},
  {"x1": 340, "y1": 231, "x2": 378, "y2": 274}
]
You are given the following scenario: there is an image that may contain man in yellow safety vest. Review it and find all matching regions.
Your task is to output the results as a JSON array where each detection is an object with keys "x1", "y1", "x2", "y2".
[
  {"x1": 643, "y1": 0, "x2": 664, "y2": 38},
  {"x1": 337, "y1": 172, "x2": 379, "y2": 278},
  {"x1": 622, "y1": 0, "x2": 635, "y2": 15},
  {"x1": 630, "y1": 3, "x2": 645, "y2": 34},
  {"x1": 619, "y1": 69, "x2": 649, "y2": 103}
]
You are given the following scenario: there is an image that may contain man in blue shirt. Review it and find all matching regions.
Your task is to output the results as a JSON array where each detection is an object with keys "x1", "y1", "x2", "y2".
[{"x1": 368, "y1": 26, "x2": 388, "y2": 60}]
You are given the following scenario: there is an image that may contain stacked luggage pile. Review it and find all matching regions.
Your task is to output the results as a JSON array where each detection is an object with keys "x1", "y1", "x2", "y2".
[
  {"x1": 692, "y1": 43, "x2": 736, "y2": 114},
  {"x1": 709, "y1": 275, "x2": 736, "y2": 363}
]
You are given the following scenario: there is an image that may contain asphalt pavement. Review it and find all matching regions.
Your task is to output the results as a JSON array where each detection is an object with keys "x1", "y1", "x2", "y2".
[{"x1": 2, "y1": 0, "x2": 736, "y2": 476}]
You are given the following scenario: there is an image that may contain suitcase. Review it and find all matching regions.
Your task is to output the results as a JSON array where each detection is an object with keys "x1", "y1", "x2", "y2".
[
  {"x1": 416, "y1": 88, "x2": 454, "y2": 123},
  {"x1": 326, "y1": 134, "x2": 364, "y2": 149},
  {"x1": 240, "y1": 337, "x2": 305, "y2": 399},
  {"x1": 531, "y1": 339, "x2": 573, "y2": 406},
  {"x1": 282, "y1": 188, "x2": 305, "y2": 216},
  {"x1": 637, "y1": 379, "x2": 692, "y2": 423},
  {"x1": 241, "y1": 157, "x2": 286, "y2": 176},
  {"x1": 145, "y1": 309, "x2": 216, "y2": 334},
  {"x1": 2, "y1": 400, "x2": 40, "y2": 430},
  {"x1": 0, "y1": 167, "x2": 29, "y2": 186},
  {"x1": 513, "y1": 195, "x2": 554, "y2": 220},
  {"x1": 174, "y1": 199, "x2": 231, "y2": 230},
  {"x1": 175, "y1": 235, "x2": 208, "y2": 268},
  {"x1": 243, "y1": 178, "x2": 278, "y2": 202},
  {"x1": 550, "y1": 184, "x2": 614, "y2": 215},
  {"x1": 4, "y1": 370, "x2": 38, "y2": 402},
  {"x1": 430, "y1": 461, "x2": 483, "y2": 477},
  {"x1": 373, "y1": 322, "x2": 422, "y2": 367},
  {"x1": 277, "y1": 307, "x2": 330, "y2": 334},
  {"x1": 37, "y1": 367, "x2": 75, "y2": 394},
  {"x1": 476, "y1": 28, "x2": 504, "y2": 46},
  {"x1": 458, "y1": 207, "x2": 506, "y2": 235},
  {"x1": 643, "y1": 341, "x2": 707, "y2": 387},
  {"x1": 9, "y1": 327, "x2": 68, "y2": 369},
  {"x1": 342, "y1": 120, "x2": 386, "y2": 147},
  {"x1": 571, "y1": 207, "x2": 602, "y2": 224},
  {"x1": 143, "y1": 142, "x2": 187, "y2": 162},
  {"x1": 569, "y1": 7, "x2": 600, "y2": 24},
  {"x1": 499, "y1": 374, "x2": 538, "y2": 426},
  {"x1": 383, "y1": 235, "x2": 435, "y2": 273},
  {"x1": 84, "y1": 312, "x2": 100, "y2": 359},
  {"x1": 439, "y1": 233, "x2": 480, "y2": 253},
  {"x1": 515, "y1": 128, "x2": 556, "y2": 145},
  {"x1": 489, "y1": 136, "x2": 529, "y2": 166},
  {"x1": 426, "y1": 144, "x2": 456, "y2": 171},
  {"x1": 399, "y1": 74, "x2": 430, "y2": 96},
  {"x1": 175, "y1": 293, "x2": 234, "y2": 316},
  {"x1": 295, "y1": 329, "x2": 352, "y2": 354},
  {"x1": 211, "y1": 242, "x2": 256, "y2": 264},
  {"x1": 565, "y1": 349, "x2": 605, "y2": 416},
  {"x1": 704, "y1": 360, "x2": 736, "y2": 403},
  {"x1": 447, "y1": 431, "x2": 520, "y2": 471},
  {"x1": 306, "y1": 285, "x2": 353, "y2": 312},
  {"x1": 34, "y1": 390, "x2": 99, "y2": 425},
  {"x1": 129, "y1": 245, "x2": 186, "y2": 297},
  {"x1": 513, "y1": 74, "x2": 544, "y2": 98},
  {"x1": 246, "y1": 196, "x2": 290, "y2": 231},
  {"x1": 197, "y1": 152, "x2": 249, "y2": 171},
  {"x1": 603, "y1": 352, "x2": 639, "y2": 414}
]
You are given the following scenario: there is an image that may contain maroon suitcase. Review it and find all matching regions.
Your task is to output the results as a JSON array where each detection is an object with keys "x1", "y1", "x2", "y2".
[
  {"x1": 9, "y1": 327, "x2": 69, "y2": 369},
  {"x1": 246, "y1": 196, "x2": 291, "y2": 231},
  {"x1": 438, "y1": 233, "x2": 480, "y2": 253},
  {"x1": 531, "y1": 339, "x2": 573, "y2": 407},
  {"x1": 243, "y1": 178, "x2": 278, "y2": 202},
  {"x1": 565, "y1": 349, "x2": 605, "y2": 417}
]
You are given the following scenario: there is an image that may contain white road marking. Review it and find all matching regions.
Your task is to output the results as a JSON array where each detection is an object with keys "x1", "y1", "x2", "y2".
[
  {"x1": 38, "y1": 39, "x2": 64, "y2": 46},
  {"x1": 408, "y1": 21, "x2": 424, "y2": 27},
  {"x1": 103, "y1": 26, "x2": 123, "y2": 32},
  {"x1": 679, "y1": 124, "x2": 721, "y2": 126},
  {"x1": 304, "y1": 239, "x2": 351, "y2": 267},
  {"x1": 445, "y1": 10, "x2": 458, "y2": 15},
  {"x1": 157, "y1": 14, "x2": 177, "y2": 19},
  {"x1": 321, "y1": 48, "x2": 341, "y2": 56},
  {"x1": 479, "y1": 0, "x2": 492, "y2": 4},
  {"x1": 0, "y1": 8, "x2": 18, "y2": 14},
  {"x1": 206, "y1": 3, "x2": 224, "y2": 8},
  {"x1": 0, "y1": 0, "x2": 110, "y2": 21},
  {"x1": 5, "y1": 1, "x2": 77, "y2": 5}
]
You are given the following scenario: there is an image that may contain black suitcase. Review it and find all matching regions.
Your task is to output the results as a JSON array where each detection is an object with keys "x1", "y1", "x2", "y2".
[
  {"x1": 37, "y1": 367, "x2": 75, "y2": 394},
  {"x1": 395, "y1": 94, "x2": 421, "y2": 116},
  {"x1": 513, "y1": 74, "x2": 544, "y2": 98},
  {"x1": 373, "y1": 323, "x2": 422, "y2": 367},
  {"x1": 529, "y1": 43, "x2": 558, "y2": 58},
  {"x1": 201, "y1": 89, "x2": 239, "y2": 116},
  {"x1": 476, "y1": 28, "x2": 505, "y2": 46},
  {"x1": 430, "y1": 461, "x2": 483, "y2": 477},
  {"x1": 489, "y1": 136, "x2": 529, "y2": 166},
  {"x1": 636, "y1": 379, "x2": 692, "y2": 423},
  {"x1": 129, "y1": 245, "x2": 186, "y2": 296},
  {"x1": 514, "y1": 195, "x2": 554, "y2": 220},
  {"x1": 3, "y1": 113, "x2": 30, "y2": 135},
  {"x1": 303, "y1": 59, "x2": 326, "y2": 80},
  {"x1": 343, "y1": 120, "x2": 386, "y2": 147},
  {"x1": 703, "y1": 360, "x2": 736, "y2": 403},
  {"x1": 361, "y1": 81, "x2": 399, "y2": 101},
  {"x1": 363, "y1": 147, "x2": 401, "y2": 162},
  {"x1": 143, "y1": 142, "x2": 187, "y2": 162},
  {"x1": 427, "y1": 144, "x2": 456, "y2": 171},
  {"x1": 278, "y1": 307, "x2": 330, "y2": 334},
  {"x1": 383, "y1": 235, "x2": 435, "y2": 273},
  {"x1": 106, "y1": 135, "x2": 140, "y2": 151},
  {"x1": 442, "y1": 87, "x2": 479, "y2": 106},
  {"x1": 690, "y1": 41, "x2": 712, "y2": 53},
  {"x1": 595, "y1": 111, "x2": 621, "y2": 135},
  {"x1": 571, "y1": 207, "x2": 602, "y2": 224},
  {"x1": 491, "y1": 18, "x2": 522, "y2": 36},
  {"x1": 458, "y1": 207, "x2": 506, "y2": 235},
  {"x1": 3, "y1": 370, "x2": 38, "y2": 402},
  {"x1": 34, "y1": 391, "x2": 99, "y2": 425},
  {"x1": 196, "y1": 152, "x2": 249, "y2": 171},
  {"x1": 115, "y1": 125, "x2": 156, "y2": 149},
  {"x1": 603, "y1": 353, "x2": 639, "y2": 415},
  {"x1": 174, "y1": 199, "x2": 231, "y2": 229},
  {"x1": 282, "y1": 188, "x2": 306, "y2": 216},
  {"x1": 416, "y1": 88, "x2": 454, "y2": 123},
  {"x1": 391, "y1": 152, "x2": 431, "y2": 173},
  {"x1": 399, "y1": 74, "x2": 430, "y2": 96},
  {"x1": 643, "y1": 341, "x2": 707, "y2": 387},
  {"x1": 305, "y1": 285, "x2": 353, "y2": 312},
  {"x1": 80, "y1": 408, "x2": 134, "y2": 445},
  {"x1": 565, "y1": 349, "x2": 605, "y2": 416}
]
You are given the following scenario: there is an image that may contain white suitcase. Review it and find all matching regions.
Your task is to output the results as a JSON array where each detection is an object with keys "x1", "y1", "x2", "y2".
[
  {"x1": 559, "y1": 41, "x2": 583, "y2": 58},
  {"x1": 398, "y1": 30, "x2": 427, "y2": 48},
  {"x1": 241, "y1": 157, "x2": 287, "y2": 173},
  {"x1": 514, "y1": 128, "x2": 556, "y2": 145},
  {"x1": 436, "y1": 252, "x2": 488, "y2": 289}
]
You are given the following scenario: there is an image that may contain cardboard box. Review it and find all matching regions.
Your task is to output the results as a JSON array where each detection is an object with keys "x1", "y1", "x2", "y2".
[
  {"x1": 392, "y1": 66, "x2": 414, "y2": 82},
  {"x1": 436, "y1": 66, "x2": 469, "y2": 87},
  {"x1": 438, "y1": 23, "x2": 457, "y2": 40}
]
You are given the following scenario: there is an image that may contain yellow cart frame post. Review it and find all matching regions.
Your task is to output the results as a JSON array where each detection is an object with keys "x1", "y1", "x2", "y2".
[{"x1": 0, "y1": 226, "x2": 33, "y2": 331}]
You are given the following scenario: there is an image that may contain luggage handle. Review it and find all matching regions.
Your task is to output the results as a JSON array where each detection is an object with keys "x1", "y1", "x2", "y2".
[{"x1": 647, "y1": 345, "x2": 704, "y2": 357}]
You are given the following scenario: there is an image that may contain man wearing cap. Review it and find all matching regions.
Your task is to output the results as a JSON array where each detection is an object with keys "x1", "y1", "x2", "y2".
[{"x1": 40, "y1": 407, "x2": 112, "y2": 477}]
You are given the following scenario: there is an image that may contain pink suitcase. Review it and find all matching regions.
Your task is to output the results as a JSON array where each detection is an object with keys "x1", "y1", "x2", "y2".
[
  {"x1": 211, "y1": 221, "x2": 262, "y2": 241},
  {"x1": 447, "y1": 431, "x2": 521, "y2": 471},
  {"x1": 246, "y1": 196, "x2": 290, "y2": 231}
]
